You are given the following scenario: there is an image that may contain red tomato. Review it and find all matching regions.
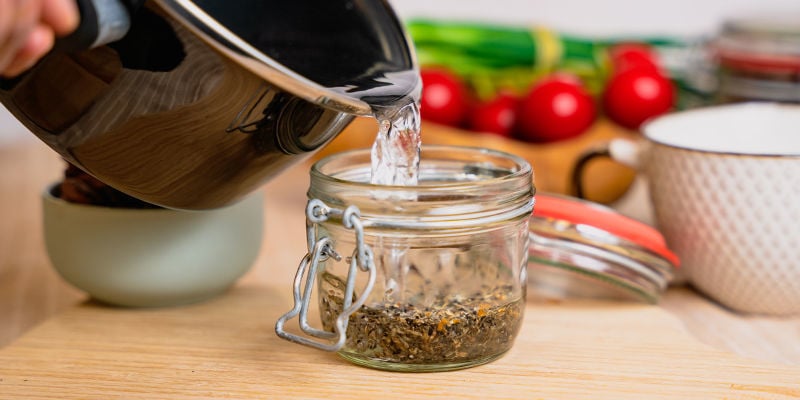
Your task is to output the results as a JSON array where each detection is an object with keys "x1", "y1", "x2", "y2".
[
  {"x1": 602, "y1": 66, "x2": 675, "y2": 130},
  {"x1": 609, "y1": 43, "x2": 659, "y2": 73},
  {"x1": 420, "y1": 68, "x2": 470, "y2": 127},
  {"x1": 515, "y1": 76, "x2": 596, "y2": 143},
  {"x1": 467, "y1": 93, "x2": 517, "y2": 137}
]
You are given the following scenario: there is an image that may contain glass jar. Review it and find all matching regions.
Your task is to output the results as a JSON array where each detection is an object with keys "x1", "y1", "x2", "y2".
[
  {"x1": 276, "y1": 145, "x2": 534, "y2": 372},
  {"x1": 713, "y1": 16, "x2": 800, "y2": 103}
]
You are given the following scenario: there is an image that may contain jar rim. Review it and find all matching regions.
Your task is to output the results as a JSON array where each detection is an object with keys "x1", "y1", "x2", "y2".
[
  {"x1": 310, "y1": 145, "x2": 532, "y2": 192},
  {"x1": 307, "y1": 145, "x2": 534, "y2": 230}
]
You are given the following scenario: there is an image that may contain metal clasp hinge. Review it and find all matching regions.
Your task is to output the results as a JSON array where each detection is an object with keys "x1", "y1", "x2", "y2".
[{"x1": 275, "y1": 199, "x2": 376, "y2": 352}]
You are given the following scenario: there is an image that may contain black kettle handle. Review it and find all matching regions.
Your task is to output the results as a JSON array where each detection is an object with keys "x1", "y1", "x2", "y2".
[
  {"x1": 53, "y1": 0, "x2": 100, "y2": 52},
  {"x1": 54, "y1": 0, "x2": 146, "y2": 53}
]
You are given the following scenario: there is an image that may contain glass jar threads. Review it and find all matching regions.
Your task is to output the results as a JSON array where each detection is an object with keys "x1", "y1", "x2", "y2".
[{"x1": 276, "y1": 146, "x2": 534, "y2": 372}]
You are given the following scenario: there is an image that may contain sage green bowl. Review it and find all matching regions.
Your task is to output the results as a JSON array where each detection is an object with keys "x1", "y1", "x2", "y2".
[{"x1": 42, "y1": 185, "x2": 264, "y2": 307}]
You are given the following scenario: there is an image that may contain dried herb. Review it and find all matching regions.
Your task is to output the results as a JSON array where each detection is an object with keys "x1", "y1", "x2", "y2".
[{"x1": 319, "y1": 272, "x2": 523, "y2": 365}]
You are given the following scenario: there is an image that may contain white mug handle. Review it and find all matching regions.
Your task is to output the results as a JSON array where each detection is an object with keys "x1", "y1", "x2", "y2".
[{"x1": 571, "y1": 138, "x2": 643, "y2": 199}]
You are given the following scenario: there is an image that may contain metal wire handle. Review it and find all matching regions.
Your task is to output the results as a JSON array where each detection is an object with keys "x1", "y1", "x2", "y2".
[{"x1": 275, "y1": 199, "x2": 376, "y2": 352}]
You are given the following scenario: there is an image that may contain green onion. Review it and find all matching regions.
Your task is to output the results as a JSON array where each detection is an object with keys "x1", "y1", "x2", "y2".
[{"x1": 406, "y1": 19, "x2": 708, "y2": 106}]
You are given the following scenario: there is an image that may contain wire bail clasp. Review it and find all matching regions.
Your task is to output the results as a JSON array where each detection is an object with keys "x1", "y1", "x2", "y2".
[{"x1": 275, "y1": 199, "x2": 376, "y2": 351}]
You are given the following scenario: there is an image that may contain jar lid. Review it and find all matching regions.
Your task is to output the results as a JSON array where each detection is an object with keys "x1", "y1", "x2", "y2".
[
  {"x1": 528, "y1": 194, "x2": 679, "y2": 303},
  {"x1": 715, "y1": 16, "x2": 800, "y2": 73}
]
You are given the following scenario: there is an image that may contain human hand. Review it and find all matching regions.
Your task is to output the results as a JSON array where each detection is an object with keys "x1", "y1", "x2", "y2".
[{"x1": 0, "y1": 0, "x2": 79, "y2": 77}]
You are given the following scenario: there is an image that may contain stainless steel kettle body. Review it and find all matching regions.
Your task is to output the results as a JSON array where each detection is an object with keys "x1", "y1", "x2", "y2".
[{"x1": 0, "y1": 0, "x2": 418, "y2": 209}]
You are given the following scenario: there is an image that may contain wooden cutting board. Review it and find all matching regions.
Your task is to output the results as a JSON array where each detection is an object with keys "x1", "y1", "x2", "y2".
[{"x1": 1, "y1": 284, "x2": 798, "y2": 399}]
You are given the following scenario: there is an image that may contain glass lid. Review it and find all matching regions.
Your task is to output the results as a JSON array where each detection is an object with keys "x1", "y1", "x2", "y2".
[{"x1": 528, "y1": 193, "x2": 679, "y2": 304}]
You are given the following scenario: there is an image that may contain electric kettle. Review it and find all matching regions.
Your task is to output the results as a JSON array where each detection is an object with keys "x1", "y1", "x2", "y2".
[{"x1": 0, "y1": 0, "x2": 418, "y2": 209}]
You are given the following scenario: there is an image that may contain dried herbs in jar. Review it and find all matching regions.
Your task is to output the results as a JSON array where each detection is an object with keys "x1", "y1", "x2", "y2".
[{"x1": 276, "y1": 146, "x2": 533, "y2": 372}]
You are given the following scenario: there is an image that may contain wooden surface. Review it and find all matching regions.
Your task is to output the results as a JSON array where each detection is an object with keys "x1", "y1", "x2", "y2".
[
  {"x1": 2, "y1": 285, "x2": 800, "y2": 399},
  {"x1": 0, "y1": 139, "x2": 84, "y2": 347},
  {"x1": 2, "y1": 131, "x2": 800, "y2": 398}
]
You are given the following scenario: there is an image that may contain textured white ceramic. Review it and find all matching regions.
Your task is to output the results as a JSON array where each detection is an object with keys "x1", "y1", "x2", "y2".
[
  {"x1": 42, "y1": 187, "x2": 264, "y2": 307},
  {"x1": 639, "y1": 103, "x2": 800, "y2": 315}
]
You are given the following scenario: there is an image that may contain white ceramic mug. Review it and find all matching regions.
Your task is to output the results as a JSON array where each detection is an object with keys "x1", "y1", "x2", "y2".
[{"x1": 574, "y1": 103, "x2": 800, "y2": 315}]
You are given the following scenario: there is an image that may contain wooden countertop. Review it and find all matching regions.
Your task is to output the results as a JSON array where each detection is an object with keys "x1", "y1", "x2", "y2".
[
  {"x1": 3, "y1": 284, "x2": 800, "y2": 399},
  {"x1": 1, "y1": 135, "x2": 800, "y2": 398}
]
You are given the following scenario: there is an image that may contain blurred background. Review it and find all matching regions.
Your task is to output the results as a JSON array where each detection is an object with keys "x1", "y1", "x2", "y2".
[
  {"x1": 390, "y1": 0, "x2": 798, "y2": 37},
  {"x1": 304, "y1": 0, "x2": 796, "y2": 206}
]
